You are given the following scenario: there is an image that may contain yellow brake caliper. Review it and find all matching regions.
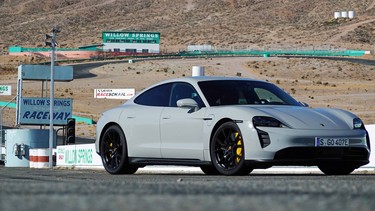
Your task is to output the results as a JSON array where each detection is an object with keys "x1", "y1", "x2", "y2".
[
  {"x1": 235, "y1": 132, "x2": 243, "y2": 164},
  {"x1": 109, "y1": 142, "x2": 113, "y2": 157}
]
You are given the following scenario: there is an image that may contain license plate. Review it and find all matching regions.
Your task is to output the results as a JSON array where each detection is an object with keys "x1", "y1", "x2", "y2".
[{"x1": 315, "y1": 137, "x2": 349, "y2": 147}]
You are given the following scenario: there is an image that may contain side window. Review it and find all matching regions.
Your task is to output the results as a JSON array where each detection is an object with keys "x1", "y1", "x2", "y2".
[
  {"x1": 254, "y1": 88, "x2": 283, "y2": 103},
  {"x1": 134, "y1": 83, "x2": 172, "y2": 106},
  {"x1": 169, "y1": 83, "x2": 204, "y2": 107}
]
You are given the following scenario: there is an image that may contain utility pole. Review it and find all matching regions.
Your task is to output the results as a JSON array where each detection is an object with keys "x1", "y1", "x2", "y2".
[{"x1": 45, "y1": 27, "x2": 60, "y2": 168}]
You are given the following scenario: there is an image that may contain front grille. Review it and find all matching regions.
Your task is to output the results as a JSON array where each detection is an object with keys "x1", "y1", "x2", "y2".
[{"x1": 274, "y1": 147, "x2": 369, "y2": 161}]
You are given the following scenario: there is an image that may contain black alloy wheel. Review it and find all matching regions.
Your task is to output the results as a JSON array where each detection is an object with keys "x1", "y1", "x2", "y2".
[
  {"x1": 100, "y1": 125, "x2": 138, "y2": 174},
  {"x1": 210, "y1": 122, "x2": 252, "y2": 176}
]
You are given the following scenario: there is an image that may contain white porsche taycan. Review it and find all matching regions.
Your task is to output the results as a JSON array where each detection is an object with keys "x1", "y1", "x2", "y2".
[{"x1": 95, "y1": 76, "x2": 370, "y2": 175}]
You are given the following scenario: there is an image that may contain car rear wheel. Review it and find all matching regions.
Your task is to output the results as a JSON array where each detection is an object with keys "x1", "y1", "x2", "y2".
[
  {"x1": 318, "y1": 164, "x2": 356, "y2": 175},
  {"x1": 210, "y1": 122, "x2": 251, "y2": 176},
  {"x1": 100, "y1": 125, "x2": 138, "y2": 174},
  {"x1": 200, "y1": 165, "x2": 220, "y2": 175}
]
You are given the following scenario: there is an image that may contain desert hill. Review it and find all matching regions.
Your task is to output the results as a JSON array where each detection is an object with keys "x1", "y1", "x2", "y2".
[{"x1": 0, "y1": 0, "x2": 375, "y2": 52}]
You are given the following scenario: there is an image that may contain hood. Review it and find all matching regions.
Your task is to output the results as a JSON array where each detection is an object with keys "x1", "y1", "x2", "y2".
[{"x1": 253, "y1": 106, "x2": 354, "y2": 130}]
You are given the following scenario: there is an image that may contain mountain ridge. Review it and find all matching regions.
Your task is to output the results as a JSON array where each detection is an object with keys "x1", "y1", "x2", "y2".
[{"x1": 0, "y1": 0, "x2": 374, "y2": 52}]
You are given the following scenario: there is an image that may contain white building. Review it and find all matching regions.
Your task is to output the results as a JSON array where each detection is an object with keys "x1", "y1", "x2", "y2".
[{"x1": 102, "y1": 31, "x2": 160, "y2": 53}]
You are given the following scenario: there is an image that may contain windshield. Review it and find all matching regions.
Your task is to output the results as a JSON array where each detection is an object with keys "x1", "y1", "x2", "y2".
[{"x1": 198, "y1": 80, "x2": 301, "y2": 106}]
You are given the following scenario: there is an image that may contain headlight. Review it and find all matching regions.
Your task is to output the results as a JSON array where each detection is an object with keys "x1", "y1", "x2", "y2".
[
  {"x1": 252, "y1": 116, "x2": 285, "y2": 128},
  {"x1": 353, "y1": 118, "x2": 363, "y2": 129}
]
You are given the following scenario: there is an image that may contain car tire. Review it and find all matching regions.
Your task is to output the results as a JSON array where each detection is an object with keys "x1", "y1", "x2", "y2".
[
  {"x1": 200, "y1": 165, "x2": 221, "y2": 175},
  {"x1": 236, "y1": 166, "x2": 253, "y2": 175},
  {"x1": 210, "y1": 122, "x2": 249, "y2": 176},
  {"x1": 318, "y1": 164, "x2": 356, "y2": 175},
  {"x1": 100, "y1": 125, "x2": 138, "y2": 174}
]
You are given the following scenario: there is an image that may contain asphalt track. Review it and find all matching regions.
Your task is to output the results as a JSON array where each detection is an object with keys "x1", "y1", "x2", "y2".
[{"x1": 1, "y1": 166, "x2": 375, "y2": 211}]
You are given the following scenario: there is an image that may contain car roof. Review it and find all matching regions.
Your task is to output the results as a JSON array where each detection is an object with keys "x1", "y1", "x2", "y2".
[
  {"x1": 156, "y1": 76, "x2": 264, "y2": 85},
  {"x1": 132, "y1": 76, "x2": 268, "y2": 100}
]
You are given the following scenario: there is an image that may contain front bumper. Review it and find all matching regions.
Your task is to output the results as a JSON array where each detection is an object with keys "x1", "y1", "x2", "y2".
[
  {"x1": 245, "y1": 146, "x2": 370, "y2": 169},
  {"x1": 273, "y1": 146, "x2": 369, "y2": 165},
  {"x1": 241, "y1": 125, "x2": 370, "y2": 167}
]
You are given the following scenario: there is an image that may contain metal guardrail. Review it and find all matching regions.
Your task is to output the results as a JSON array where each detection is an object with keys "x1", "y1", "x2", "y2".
[
  {"x1": 178, "y1": 49, "x2": 367, "y2": 57},
  {"x1": 8, "y1": 47, "x2": 367, "y2": 61}
]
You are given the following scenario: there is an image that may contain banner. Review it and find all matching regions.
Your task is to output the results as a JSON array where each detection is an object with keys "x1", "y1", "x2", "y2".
[
  {"x1": 19, "y1": 97, "x2": 72, "y2": 125},
  {"x1": 56, "y1": 144, "x2": 102, "y2": 167},
  {"x1": 94, "y1": 88, "x2": 135, "y2": 99}
]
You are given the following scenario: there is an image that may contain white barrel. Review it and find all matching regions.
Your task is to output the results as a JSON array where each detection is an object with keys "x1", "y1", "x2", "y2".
[
  {"x1": 29, "y1": 148, "x2": 37, "y2": 168},
  {"x1": 334, "y1": 12, "x2": 341, "y2": 19},
  {"x1": 341, "y1": 11, "x2": 348, "y2": 18},
  {"x1": 35, "y1": 148, "x2": 50, "y2": 168},
  {"x1": 192, "y1": 66, "x2": 205, "y2": 77},
  {"x1": 348, "y1": 11, "x2": 355, "y2": 19}
]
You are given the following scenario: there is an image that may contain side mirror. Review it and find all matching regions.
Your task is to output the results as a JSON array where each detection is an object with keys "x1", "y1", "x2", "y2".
[
  {"x1": 177, "y1": 98, "x2": 199, "y2": 112},
  {"x1": 299, "y1": 102, "x2": 309, "y2": 107}
]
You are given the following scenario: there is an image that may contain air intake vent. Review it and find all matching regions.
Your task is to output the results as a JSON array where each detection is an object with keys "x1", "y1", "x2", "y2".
[{"x1": 257, "y1": 129, "x2": 270, "y2": 148}]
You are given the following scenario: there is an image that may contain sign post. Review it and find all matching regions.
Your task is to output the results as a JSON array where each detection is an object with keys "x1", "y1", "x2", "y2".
[{"x1": 46, "y1": 27, "x2": 60, "y2": 168}]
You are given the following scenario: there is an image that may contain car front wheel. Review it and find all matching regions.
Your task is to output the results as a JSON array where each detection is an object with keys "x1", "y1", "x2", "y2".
[
  {"x1": 210, "y1": 122, "x2": 252, "y2": 176},
  {"x1": 318, "y1": 164, "x2": 356, "y2": 175},
  {"x1": 100, "y1": 125, "x2": 138, "y2": 174}
]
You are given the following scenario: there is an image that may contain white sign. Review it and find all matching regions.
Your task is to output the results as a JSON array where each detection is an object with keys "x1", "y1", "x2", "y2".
[
  {"x1": 56, "y1": 144, "x2": 103, "y2": 167},
  {"x1": 18, "y1": 65, "x2": 73, "y2": 81},
  {"x1": 94, "y1": 89, "x2": 135, "y2": 99},
  {"x1": 0, "y1": 85, "x2": 11, "y2": 95},
  {"x1": 19, "y1": 97, "x2": 72, "y2": 125}
]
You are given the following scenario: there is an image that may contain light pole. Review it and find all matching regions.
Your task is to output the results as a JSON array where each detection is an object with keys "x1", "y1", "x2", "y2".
[{"x1": 45, "y1": 27, "x2": 60, "y2": 168}]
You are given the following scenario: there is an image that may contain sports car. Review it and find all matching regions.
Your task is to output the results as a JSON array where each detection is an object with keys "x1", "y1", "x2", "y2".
[{"x1": 95, "y1": 76, "x2": 370, "y2": 175}]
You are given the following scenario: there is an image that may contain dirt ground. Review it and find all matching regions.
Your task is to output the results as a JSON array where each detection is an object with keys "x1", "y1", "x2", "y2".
[{"x1": 1, "y1": 56, "x2": 375, "y2": 140}]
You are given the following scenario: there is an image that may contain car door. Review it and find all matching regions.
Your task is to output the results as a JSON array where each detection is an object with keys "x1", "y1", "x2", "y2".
[
  {"x1": 125, "y1": 83, "x2": 172, "y2": 158},
  {"x1": 160, "y1": 82, "x2": 207, "y2": 160}
]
